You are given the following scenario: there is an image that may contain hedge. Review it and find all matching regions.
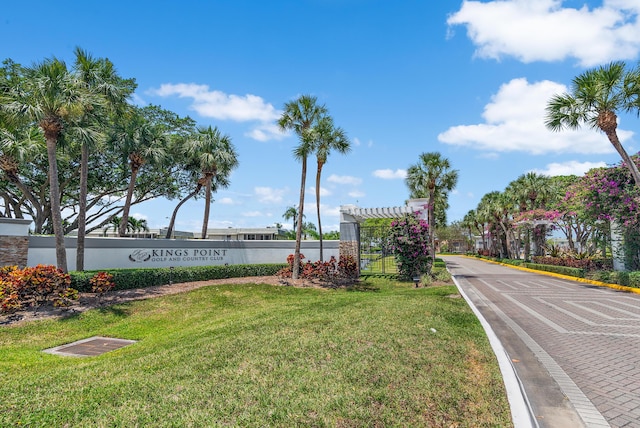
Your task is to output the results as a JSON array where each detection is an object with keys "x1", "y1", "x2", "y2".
[
  {"x1": 521, "y1": 262, "x2": 585, "y2": 278},
  {"x1": 69, "y1": 263, "x2": 287, "y2": 292}
]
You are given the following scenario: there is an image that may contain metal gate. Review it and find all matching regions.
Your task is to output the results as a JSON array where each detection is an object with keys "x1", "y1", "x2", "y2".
[{"x1": 359, "y1": 226, "x2": 397, "y2": 275}]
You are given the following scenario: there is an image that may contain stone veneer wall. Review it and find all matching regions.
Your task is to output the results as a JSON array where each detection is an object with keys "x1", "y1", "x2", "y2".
[{"x1": 0, "y1": 236, "x2": 29, "y2": 267}]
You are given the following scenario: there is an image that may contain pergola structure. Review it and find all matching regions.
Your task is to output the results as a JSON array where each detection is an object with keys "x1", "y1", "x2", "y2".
[{"x1": 339, "y1": 199, "x2": 429, "y2": 269}]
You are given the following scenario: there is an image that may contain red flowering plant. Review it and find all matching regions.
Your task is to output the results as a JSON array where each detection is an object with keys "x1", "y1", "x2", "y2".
[
  {"x1": 89, "y1": 271, "x2": 116, "y2": 302},
  {"x1": 388, "y1": 213, "x2": 431, "y2": 281},
  {"x1": 0, "y1": 265, "x2": 78, "y2": 314},
  {"x1": 277, "y1": 254, "x2": 358, "y2": 285}
]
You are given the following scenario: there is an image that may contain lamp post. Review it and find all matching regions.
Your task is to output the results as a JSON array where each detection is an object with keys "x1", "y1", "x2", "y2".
[{"x1": 412, "y1": 275, "x2": 421, "y2": 288}]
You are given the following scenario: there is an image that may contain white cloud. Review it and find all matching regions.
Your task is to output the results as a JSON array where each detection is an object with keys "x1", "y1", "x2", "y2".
[
  {"x1": 246, "y1": 122, "x2": 287, "y2": 141},
  {"x1": 327, "y1": 174, "x2": 363, "y2": 185},
  {"x1": 305, "y1": 202, "x2": 341, "y2": 220},
  {"x1": 149, "y1": 83, "x2": 283, "y2": 141},
  {"x1": 130, "y1": 213, "x2": 148, "y2": 220},
  {"x1": 218, "y1": 197, "x2": 235, "y2": 205},
  {"x1": 348, "y1": 190, "x2": 365, "y2": 198},
  {"x1": 373, "y1": 169, "x2": 407, "y2": 179},
  {"x1": 438, "y1": 77, "x2": 632, "y2": 155},
  {"x1": 448, "y1": 0, "x2": 640, "y2": 67},
  {"x1": 309, "y1": 186, "x2": 332, "y2": 197},
  {"x1": 530, "y1": 160, "x2": 608, "y2": 176},
  {"x1": 151, "y1": 83, "x2": 279, "y2": 122},
  {"x1": 254, "y1": 186, "x2": 287, "y2": 204},
  {"x1": 242, "y1": 211, "x2": 263, "y2": 217}
]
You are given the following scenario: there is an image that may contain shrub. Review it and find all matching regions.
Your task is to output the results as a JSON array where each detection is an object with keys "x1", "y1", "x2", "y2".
[
  {"x1": 388, "y1": 213, "x2": 431, "y2": 281},
  {"x1": 522, "y1": 262, "x2": 585, "y2": 278},
  {"x1": 0, "y1": 265, "x2": 78, "y2": 314},
  {"x1": 277, "y1": 255, "x2": 358, "y2": 285},
  {"x1": 70, "y1": 264, "x2": 286, "y2": 292},
  {"x1": 90, "y1": 271, "x2": 116, "y2": 296}
]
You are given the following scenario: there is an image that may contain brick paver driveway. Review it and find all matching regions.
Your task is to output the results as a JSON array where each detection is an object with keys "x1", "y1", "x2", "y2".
[{"x1": 442, "y1": 255, "x2": 640, "y2": 428}]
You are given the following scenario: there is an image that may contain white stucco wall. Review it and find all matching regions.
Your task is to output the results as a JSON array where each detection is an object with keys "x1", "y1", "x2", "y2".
[{"x1": 27, "y1": 236, "x2": 339, "y2": 271}]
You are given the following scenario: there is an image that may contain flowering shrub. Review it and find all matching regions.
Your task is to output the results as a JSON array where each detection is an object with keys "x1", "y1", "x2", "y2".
[
  {"x1": 277, "y1": 254, "x2": 358, "y2": 285},
  {"x1": 0, "y1": 265, "x2": 78, "y2": 314},
  {"x1": 89, "y1": 271, "x2": 116, "y2": 296},
  {"x1": 388, "y1": 213, "x2": 431, "y2": 280}
]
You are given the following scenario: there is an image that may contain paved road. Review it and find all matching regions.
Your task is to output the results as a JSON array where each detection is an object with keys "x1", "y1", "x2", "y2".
[{"x1": 442, "y1": 255, "x2": 640, "y2": 428}]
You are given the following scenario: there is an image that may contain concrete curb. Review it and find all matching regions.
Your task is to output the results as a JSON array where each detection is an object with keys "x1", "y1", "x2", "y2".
[{"x1": 449, "y1": 272, "x2": 537, "y2": 428}]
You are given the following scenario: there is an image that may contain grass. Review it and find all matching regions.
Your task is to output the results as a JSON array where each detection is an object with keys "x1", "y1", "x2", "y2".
[
  {"x1": 360, "y1": 254, "x2": 398, "y2": 275},
  {"x1": 0, "y1": 278, "x2": 512, "y2": 427}
]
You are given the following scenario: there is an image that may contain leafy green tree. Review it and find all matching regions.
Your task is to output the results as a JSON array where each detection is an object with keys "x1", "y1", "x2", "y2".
[
  {"x1": 278, "y1": 95, "x2": 328, "y2": 278},
  {"x1": 1, "y1": 57, "x2": 103, "y2": 272},
  {"x1": 546, "y1": 61, "x2": 640, "y2": 186},
  {"x1": 405, "y1": 152, "x2": 458, "y2": 264}
]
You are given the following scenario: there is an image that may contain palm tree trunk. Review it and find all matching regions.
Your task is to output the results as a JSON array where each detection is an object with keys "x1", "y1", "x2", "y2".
[
  {"x1": 119, "y1": 166, "x2": 138, "y2": 237},
  {"x1": 167, "y1": 184, "x2": 201, "y2": 239},
  {"x1": 293, "y1": 157, "x2": 307, "y2": 279},
  {"x1": 316, "y1": 160, "x2": 324, "y2": 261},
  {"x1": 428, "y1": 191, "x2": 436, "y2": 266},
  {"x1": 76, "y1": 143, "x2": 89, "y2": 271},
  {"x1": 45, "y1": 136, "x2": 68, "y2": 272},
  {"x1": 607, "y1": 130, "x2": 640, "y2": 186},
  {"x1": 201, "y1": 177, "x2": 212, "y2": 239}
]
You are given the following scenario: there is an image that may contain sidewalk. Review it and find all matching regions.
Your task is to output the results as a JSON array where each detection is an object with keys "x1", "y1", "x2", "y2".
[{"x1": 442, "y1": 255, "x2": 640, "y2": 428}]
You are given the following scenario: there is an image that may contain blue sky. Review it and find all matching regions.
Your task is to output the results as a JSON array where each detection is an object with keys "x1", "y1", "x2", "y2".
[{"x1": 2, "y1": 1, "x2": 640, "y2": 233}]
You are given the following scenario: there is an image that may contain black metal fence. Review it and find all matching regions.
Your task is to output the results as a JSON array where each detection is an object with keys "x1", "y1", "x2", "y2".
[{"x1": 359, "y1": 226, "x2": 397, "y2": 275}]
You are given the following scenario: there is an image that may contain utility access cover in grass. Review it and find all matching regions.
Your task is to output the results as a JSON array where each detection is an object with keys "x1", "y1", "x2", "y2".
[{"x1": 43, "y1": 336, "x2": 137, "y2": 357}]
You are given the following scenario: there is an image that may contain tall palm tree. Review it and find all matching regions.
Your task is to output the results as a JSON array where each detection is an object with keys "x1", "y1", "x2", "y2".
[
  {"x1": 312, "y1": 116, "x2": 350, "y2": 261},
  {"x1": 278, "y1": 95, "x2": 328, "y2": 279},
  {"x1": 546, "y1": 61, "x2": 640, "y2": 186},
  {"x1": 1, "y1": 57, "x2": 101, "y2": 272},
  {"x1": 109, "y1": 108, "x2": 168, "y2": 237},
  {"x1": 405, "y1": 152, "x2": 458, "y2": 263},
  {"x1": 73, "y1": 47, "x2": 134, "y2": 269},
  {"x1": 189, "y1": 126, "x2": 238, "y2": 239}
]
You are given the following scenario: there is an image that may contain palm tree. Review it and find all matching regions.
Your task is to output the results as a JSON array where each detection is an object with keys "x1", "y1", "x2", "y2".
[
  {"x1": 302, "y1": 221, "x2": 319, "y2": 240},
  {"x1": 312, "y1": 116, "x2": 350, "y2": 261},
  {"x1": 282, "y1": 205, "x2": 301, "y2": 230},
  {"x1": 546, "y1": 61, "x2": 640, "y2": 186},
  {"x1": 278, "y1": 95, "x2": 328, "y2": 279},
  {"x1": 189, "y1": 126, "x2": 238, "y2": 239},
  {"x1": 104, "y1": 216, "x2": 124, "y2": 236},
  {"x1": 109, "y1": 108, "x2": 168, "y2": 237},
  {"x1": 73, "y1": 47, "x2": 134, "y2": 269},
  {"x1": 506, "y1": 172, "x2": 552, "y2": 258},
  {"x1": 462, "y1": 209, "x2": 483, "y2": 252},
  {"x1": 1, "y1": 57, "x2": 102, "y2": 272},
  {"x1": 128, "y1": 217, "x2": 148, "y2": 237},
  {"x1": 405, "y1": 152, "x2": 459, "y2": 263}
]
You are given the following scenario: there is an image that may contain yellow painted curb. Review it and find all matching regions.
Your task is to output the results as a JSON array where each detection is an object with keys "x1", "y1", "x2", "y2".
[{"x1": 459, "y1": 255, "x2": 640, "y2": 295}]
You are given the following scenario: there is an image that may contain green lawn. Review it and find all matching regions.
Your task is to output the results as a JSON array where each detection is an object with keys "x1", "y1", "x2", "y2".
[
  {"x1": 0, "y1": 278, "x2": 512, "y2": 427},
  {"x1": 360, "y1": 254, "x2": 398, "y2": 275}
]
